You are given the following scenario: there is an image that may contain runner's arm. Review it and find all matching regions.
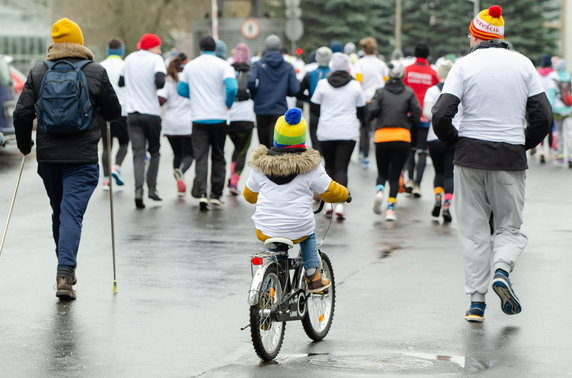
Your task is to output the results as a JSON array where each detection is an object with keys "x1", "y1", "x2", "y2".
[
  {"x1": 432, "y1": 93, "x2": 460, "y2": 146},
  {"x1": 524, "y1": 92, "x2": 552, "y2": 150}
]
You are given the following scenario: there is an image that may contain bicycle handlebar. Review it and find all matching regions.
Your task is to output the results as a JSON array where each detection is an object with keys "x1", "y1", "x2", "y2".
[{"x1": 313, "y1": 192, "x2": 352, "y2": 214}]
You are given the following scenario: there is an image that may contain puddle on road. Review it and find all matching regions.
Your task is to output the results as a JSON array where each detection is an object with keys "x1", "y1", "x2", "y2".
[{"x1": 201, "y1": 351, "x2": 490, "y2": 376}]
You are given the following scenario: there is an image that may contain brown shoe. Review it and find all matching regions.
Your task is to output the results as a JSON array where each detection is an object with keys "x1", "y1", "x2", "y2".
[
  {"x1": 56, "y1": 277, "x2": 76, "y2": 301},
  {"x1": 306, "y1": 271, "x2": 331, "y2": 293}
]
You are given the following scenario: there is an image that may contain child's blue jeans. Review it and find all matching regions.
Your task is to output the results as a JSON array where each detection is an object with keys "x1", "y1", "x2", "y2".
[{"x1": 299, "y1": 233, "x2": 319, "y2": 270}]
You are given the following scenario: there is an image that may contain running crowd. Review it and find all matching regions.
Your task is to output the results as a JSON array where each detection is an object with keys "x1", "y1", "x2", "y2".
[{"x1": 12, "y1": 5, "x2": 555, "y2": 322}]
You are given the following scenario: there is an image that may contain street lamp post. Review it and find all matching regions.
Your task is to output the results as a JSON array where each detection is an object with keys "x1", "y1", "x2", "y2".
[
  {"x1": 395, "y1": 0, "x2": 402, "y2": 53},
  {"x1": 468, "y1": 0, "x2": 480, "y2": 17}
]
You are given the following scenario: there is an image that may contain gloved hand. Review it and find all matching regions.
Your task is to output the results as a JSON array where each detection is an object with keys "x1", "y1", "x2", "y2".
[{"x1": 18, "y1": 139, "x2": 34, "y2": 156}]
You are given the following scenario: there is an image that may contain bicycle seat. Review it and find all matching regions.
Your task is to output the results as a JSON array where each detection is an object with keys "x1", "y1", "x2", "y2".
[{"x1": 264, "y1": 238, "x2": 294, "y2": 250}]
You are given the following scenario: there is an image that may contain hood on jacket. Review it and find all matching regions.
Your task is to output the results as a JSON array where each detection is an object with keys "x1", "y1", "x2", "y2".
[
  {"x1": 47, "y1": 43, "x2": 94, "y2": 61},
  {"x1": 538, "y1": 67, "x2": 553, "y2": 77},
  {"x1": 261, "y1": 51, "x2": 286, "y2": 69},
  {"x1": 232, "y1": 62, "x2": 250, "y2": 72},
  {"x1": 384, "y1": 78, "x2": 406, "y2": 94},
  {"x1": 327, "y1": 71, "x2": 352, "y2": 88},
  {"x1": 249, "y1": 145, "x2": 321, "y2": 185}
]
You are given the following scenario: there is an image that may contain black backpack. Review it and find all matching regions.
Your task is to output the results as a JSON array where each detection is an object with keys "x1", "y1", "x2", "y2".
[{"x1": 236, "y1": 69, "x2": 250, "y2": 101}]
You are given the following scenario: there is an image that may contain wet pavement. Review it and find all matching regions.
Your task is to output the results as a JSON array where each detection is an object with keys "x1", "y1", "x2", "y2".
[{"x1": 0, "y1": 140, "x2": 571, "y2": 377}]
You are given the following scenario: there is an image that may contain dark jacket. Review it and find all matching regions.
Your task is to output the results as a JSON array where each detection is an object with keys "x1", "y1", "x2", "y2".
[
  {"x1": 232, "y1": 62, "x2": 251, "y2": 102},
  {"x1": 247, "y1": 51, "x2": 298, "y2": 115},
  {"x1": 14, "y1": 43, "x2": 121, "y2": 163},
  {"x1": 368, "y1": 78, "x2": 421, "y2": 131}
]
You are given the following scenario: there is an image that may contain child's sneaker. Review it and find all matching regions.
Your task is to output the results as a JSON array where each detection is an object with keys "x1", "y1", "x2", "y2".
[
  {"x1": 325, "y1": 203, "x2": 334, "y2": 218},
  {"x1": 442, "y1": 200, "x2": 452, "y2": 223},
  {"x1": 492, "y1": 270, "x2": 522, "y2": 315},
  {"x1": 411, "y1": 184, "x2": 422, "y2": 198},
  {"x1": 464, "y1": 302, "x2": 486, "y2": 322},
  {"x1": 306, "y1": 271, "x2": 331, "y2": 293},
  {"x1": 112, "y1": 165, "x2": 124, "y2": 186},
  {"x1": 373, "y1": 191, "x2": 384, "y2": 215},
  {"x1": 334, "y1": 203, "x2": 345, "y2": 220},
  {"x1": 385, "y1": 208, "x2": 396, "y2": 222},
  {"x1": 102, "y1": 177, "x2": 110, "y2": 191}
]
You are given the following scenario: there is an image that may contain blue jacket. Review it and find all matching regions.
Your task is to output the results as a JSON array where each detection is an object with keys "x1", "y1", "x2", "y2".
[{"x1": 247, "y1": 51, "x2": 299, "y2": 115}]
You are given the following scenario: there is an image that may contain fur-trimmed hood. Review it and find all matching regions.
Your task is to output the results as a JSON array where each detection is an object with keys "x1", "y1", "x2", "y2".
[
  {"x1": 47, "y1": 43, "x2": 94, "y2": 61},
  {"x1": 249, "y1": 145, "x2": 321, "y2": 184}
]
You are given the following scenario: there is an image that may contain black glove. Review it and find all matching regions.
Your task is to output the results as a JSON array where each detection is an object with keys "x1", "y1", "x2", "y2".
[
  {"x1": 346, "y1": 192, "x2": 352, "y2": 203},
  {"x1": 17, "y1": 139, "x2": 34, "y2": 156}
]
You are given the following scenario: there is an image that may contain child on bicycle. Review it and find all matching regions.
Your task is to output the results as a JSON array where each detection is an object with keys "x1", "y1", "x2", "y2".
[{"x1": 243, "y1": 108, "x2": 350, "y2": 293}]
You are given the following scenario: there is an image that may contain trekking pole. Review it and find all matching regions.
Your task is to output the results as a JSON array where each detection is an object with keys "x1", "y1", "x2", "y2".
[
  {"x1": 106, "y1": 123, "x2": 118, "y2": 294},
  {"x1": 0, "y1": 156, "x2": 25, "y2": 258}
]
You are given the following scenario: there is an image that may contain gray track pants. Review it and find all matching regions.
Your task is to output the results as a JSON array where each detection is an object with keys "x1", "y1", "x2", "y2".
[
  {"x1": 454, "y1": 166, "x2": 528, "y2": 302},
  {"x1": 128, "y1": 113, "x2": 161, "y2": 197}
]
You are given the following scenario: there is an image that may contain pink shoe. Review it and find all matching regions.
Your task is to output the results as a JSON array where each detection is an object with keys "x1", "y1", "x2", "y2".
[{"x1": 177, "y1": 180, "x2": 187, "y2": 197}]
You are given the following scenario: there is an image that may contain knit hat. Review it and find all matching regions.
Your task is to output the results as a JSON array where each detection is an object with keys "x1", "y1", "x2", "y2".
[
  {"x1": 51, "y1": 18, "x2": 84, "y2": 45},
  {"x1": 469, "y1": 5, "x2": 504, "y2": 41},
  {"x1": 437, "y1": 60, "x2": 454, "y2": 80},
  {"x1": 215, "y1": 40, "x2": 227, "y2": 59},
  {"x1": 330, "y1": 41, "x2": 343, "y2": 53},
  {"x1": 138, "y1": 33, "x2": 161, "y2": 50},
  {"x1": 315, "y1": 46, "x2": 332, "y2": 66},
  {"x1": 330, "y1": 52, "x2": 350, "y2": 72},
  {"x1": 265, "y1": 35, "x2": 282, "y2": 52},
  {"x1": 388, "y1": 62, "x2": 405, "y2": 79},
  {"x1": 344, "y1": 42, "x2": 356, "y2": 55},
  {"x1": 233, "y1": 43, "x2": 250, "y2": 64},
  {"x1": 273, "y1": 108, "x2": 307, "y2": 148},
  {"x1": 107, "y1": 38, "x2": 125, "y2": 57}
]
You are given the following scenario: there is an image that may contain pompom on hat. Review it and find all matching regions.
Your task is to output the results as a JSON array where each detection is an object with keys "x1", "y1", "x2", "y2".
[
  {"x1": 469, "y1": 5, "x2": 505, "y2": 41},
  {"x1": 51, "y1": 18, "x2": 84, "y2": 45},
  {"x1": 273, "y1": 108, "x2": 307, "y2": 149}
]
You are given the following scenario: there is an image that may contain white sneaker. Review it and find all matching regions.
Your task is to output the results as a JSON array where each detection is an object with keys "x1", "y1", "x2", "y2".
[
  {"x1": 334, "y1": 204, "x2": 345, "y2": 220},
  {"x1": 373, "y1": 191, "x2": 384, "y2": 214},
  {"x1": 209, "y1": 197, "x2": 224, "y2": 207},
  {"x1": 102, "y1": 177, "x2": 110, "y2": 191},
  {"x1": 385, "y1": 208, "x2": 396, "y2": 222}
]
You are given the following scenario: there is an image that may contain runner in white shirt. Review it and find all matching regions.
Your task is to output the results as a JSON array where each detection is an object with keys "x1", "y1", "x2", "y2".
[
  {"x1": 120, "y1": 33, "x2": 166, "y2": 209},
  {"x1": 99, "y1": 38, "x2": 129, "y2": 190},
  {"x1": 354, "y1": 37, "x2": 389, "y2": 169},
  {"x1": 311, "y1": 53, "x2": 365, "y2": 220},
  {"x1": 177, "y1": 36, "x2": 237, "y2": 210},
  {"x1": 157, "y1": 53, "x2": 193, "y2": 198}
]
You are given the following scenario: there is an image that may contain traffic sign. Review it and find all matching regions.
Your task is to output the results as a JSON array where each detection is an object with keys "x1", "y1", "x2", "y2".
[
  {"x1": 240, "y1": 19, "x2": 260, "y2": 40},
  {"x1": 285, "y1": 18, "x2": 304, "y2": 42},
  {"x1": 284, "y1": 0, "x2": 300, "y2": 8}
]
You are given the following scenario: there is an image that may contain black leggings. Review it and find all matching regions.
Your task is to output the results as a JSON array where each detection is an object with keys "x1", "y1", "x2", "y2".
[
  {"x1": 228, "y1": 121, "x2": 254, "y2": 175},
  {"x1": 166, "y1": 135, "x2": 194, "y2": 174},
  {"x1": 320, "y1": 140, "x2": 356, "y2": 187},
  {"x1": 407, "y1": 127, "x2": 429, "y2": 185},
  {"x1": 428, "y1": 140, "x2": 455, "y2": 194},
  {"x1": 375, "y1": 141, "x2": 410, "y2": 198},
  {"x1": 256, "y1": 114, "x2": 281, "y2": 149}
]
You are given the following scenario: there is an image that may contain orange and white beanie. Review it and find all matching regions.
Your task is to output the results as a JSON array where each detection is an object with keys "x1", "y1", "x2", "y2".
[{"x1": 469, "y1": 5, "x2": 504, "y2": 41}]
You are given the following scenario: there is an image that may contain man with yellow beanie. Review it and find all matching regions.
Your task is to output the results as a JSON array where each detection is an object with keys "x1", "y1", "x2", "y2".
[
  {"x1": 243, "y1": 108, "x2": 350, "y2": 292},
  {"x1": 13, "y1": 18, "x2": 121, "y2": 301},
  {"x1": 432, "y1": 6, "x2": 552, "y2": 323}
]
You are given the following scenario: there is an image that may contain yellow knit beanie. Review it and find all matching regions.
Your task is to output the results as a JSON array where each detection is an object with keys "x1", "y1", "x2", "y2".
[{"x1": 51, "y1": 18, "x2": 84, "y2": 45}]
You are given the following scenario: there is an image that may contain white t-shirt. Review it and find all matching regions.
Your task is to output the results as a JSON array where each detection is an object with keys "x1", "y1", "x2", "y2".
[
  {"x1": 311, "y1": 79, "x2": 365, "y2": 141},
  {"x1": 229, "y1": 100, "x2": 255, "y2": 123},
  {"x1": 122, "y1": 50, "x2": 166, "y2": 116},
  {"x1": 157, "y1": 76, "x2": 192, "y2": 135},
  {"x1": 246, "y1": 166, "x2": 331, "y2": 240},
  {"x1": 353, "y1": 55, "x2": 389, "y2": 100},
  {"x1": 442, "y1": 48, "x2": 544, "y2": 145},
  {"x1": 424, "y1": 84, "x2": 461, "y2": 142},
  {"x1": 179, "y1": 53, "x2": 235, "y2": 122},
  {"x1": 100, "y1": 56, "x2": 127, "y2": 116}
]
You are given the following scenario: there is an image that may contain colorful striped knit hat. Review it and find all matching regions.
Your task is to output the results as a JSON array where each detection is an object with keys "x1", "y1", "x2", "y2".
[
  {"x1": 469, "y1": 5, "x2": 504, "y2": 41},
  {"x1": 273, "y1": 108, "x2": 306, "y2": 148}
]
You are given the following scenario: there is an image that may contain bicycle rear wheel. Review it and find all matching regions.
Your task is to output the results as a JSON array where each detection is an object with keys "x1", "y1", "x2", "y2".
[
  {"x1": 250, "y1": 265, "x2": 285, "y2": 361},
  {"x1": 302, "y1": 251, "x2": 336, "y2": 341}
]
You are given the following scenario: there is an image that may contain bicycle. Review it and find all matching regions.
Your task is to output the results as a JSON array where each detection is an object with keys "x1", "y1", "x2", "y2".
[{"x1": 246, "y1": 197, "x2": 350, "y2": 361}]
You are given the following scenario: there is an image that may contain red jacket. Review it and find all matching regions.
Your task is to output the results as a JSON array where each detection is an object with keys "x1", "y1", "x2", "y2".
[{"x1": 404, "y1": 58, "x2": 439, "y2": 118}]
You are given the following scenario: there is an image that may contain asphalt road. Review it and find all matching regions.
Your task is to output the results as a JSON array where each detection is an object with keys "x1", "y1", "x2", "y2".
[{"x1": 0, "y1": 139, "x2": 571, "y2": 377}]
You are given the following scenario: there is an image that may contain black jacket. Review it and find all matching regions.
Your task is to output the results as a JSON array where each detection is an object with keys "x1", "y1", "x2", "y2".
[
  {"x1": 368, "y1": 78, "x2": 421, "y2": 131},
  {"x1": 14, "y1": 43, "x2": 121, "y2": 163}
]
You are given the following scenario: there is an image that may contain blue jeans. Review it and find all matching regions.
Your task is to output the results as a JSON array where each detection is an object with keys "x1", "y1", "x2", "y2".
[
  {"x1": 300, "y1": 233, "x2": 319, "y2": 270},
  {"x1": 37, "y1": 163, "x2": 98, "y2": 271}
]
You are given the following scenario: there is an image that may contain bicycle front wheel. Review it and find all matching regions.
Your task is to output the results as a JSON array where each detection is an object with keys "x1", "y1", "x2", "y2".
[
  {"x1": 302, "y1": 251, "x2": 336, "y2": 341},
  {"x1": 249, "y1": 265, "x2": 285, "y2": 361}
]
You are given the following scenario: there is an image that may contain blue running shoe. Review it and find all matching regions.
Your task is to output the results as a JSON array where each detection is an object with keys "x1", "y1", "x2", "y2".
[
  {"x1": 464, "y1": 302, "x2": 486, "y2": 323},
  {"x1": 492, "y1": 271, "x2": 522, "y2": 315}
]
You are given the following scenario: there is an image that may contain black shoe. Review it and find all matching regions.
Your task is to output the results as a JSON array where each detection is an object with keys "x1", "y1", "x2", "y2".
[
  {"x1": 135, "y1": 198, "x2": 145, "y2": 209},
  {"x1": 442, "y1": 200, "x2": 452, "y2": 223},
  {"x1": 148, "y1": 187, "x2": 162, "y2": 201},
  {"x1": 431, "y1": 195, "x2": 442, "y2": 217}
]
